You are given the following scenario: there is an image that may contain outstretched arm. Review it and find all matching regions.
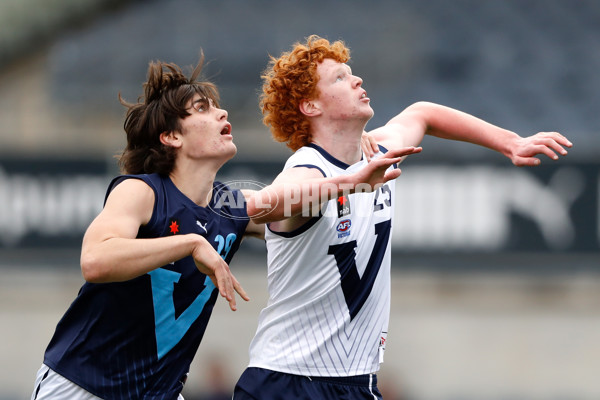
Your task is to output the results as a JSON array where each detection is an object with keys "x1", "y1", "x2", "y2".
[
  {"x1": 240, "y1": 189, "x2": 265, "y2": 240},
  {"x1": 370, "y1": 101, "x2": 572, "y2": 166},
  {"x1": 80, "y1": 178, "x2": 248, "y2": 311},
  {"x1": 246, "y1": 146, "x2": 421, "y2": 227}
]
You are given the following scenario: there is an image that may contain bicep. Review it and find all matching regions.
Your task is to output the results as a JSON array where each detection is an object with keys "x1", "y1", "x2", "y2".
[
  {"x1": 82, "y1": 179, "x2": 155, "y2": 247},
  {"x1": 369, "y1": 104, "x2": 430, "y2": 151}
]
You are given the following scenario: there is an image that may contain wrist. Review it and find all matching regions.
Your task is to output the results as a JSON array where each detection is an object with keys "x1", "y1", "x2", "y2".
[
  {"x1": 500, "y1": 130, "x2": 522, "y2": 160},
  {"x1": 334, "y1": 175, "x2": 356, "y2": 196}
]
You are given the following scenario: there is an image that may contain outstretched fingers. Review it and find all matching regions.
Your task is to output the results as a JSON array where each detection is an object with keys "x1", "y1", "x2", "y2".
[
  {"x1": 214, "y1": 262, "x2": 245, "y2": 311},
  {"x1": 192, "y1": 237, "x2": 246, "y2": 311},
  {"x1": 541, "y1": 131, "x2": 573, "y2": 148},
  {"x1": 513, "y1": 156, "x2": 541, "y2": 167},
  {"x1": 514, "y1": 132, "x2": 573, "y2": 166},
  {"x1": 383, "y1": 168, "x2": 402, "y2": 181},
  {"x1": 232, "y1": 274, "x2": 250, "y2": 302},
  {"x1": 384, "y1": 146, "x2": 423, "y2": 159}
]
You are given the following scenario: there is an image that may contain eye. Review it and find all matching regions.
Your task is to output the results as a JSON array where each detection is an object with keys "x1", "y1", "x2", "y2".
[
  {"x1": 194, "y1": 100, "x2": 209, "y2": 112},
  {"x1": 335, "y1": 75, "x2": 344, "y2": 82}
]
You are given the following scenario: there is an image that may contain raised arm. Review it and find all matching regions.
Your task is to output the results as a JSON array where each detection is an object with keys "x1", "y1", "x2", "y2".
[
  {"x1": 80, "y1": 178, "x2": 247, "y2": 311},
  {"x1": 371, "y1": 101, "x2": 572, "y2": 166},
  {"x1": 246, "y1": 146, "x2": 421, "y2": 228}
]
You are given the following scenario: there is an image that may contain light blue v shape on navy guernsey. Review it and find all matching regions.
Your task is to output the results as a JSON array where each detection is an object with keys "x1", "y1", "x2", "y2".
[{"x1": 43, "y1": 173, "x2": 249, "y2": 400}]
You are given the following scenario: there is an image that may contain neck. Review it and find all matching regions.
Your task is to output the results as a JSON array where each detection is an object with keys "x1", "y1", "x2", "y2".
[
  {"x1": 310, "y1": 121, "x2": 365, "y2": 165},
  {"x1": 169, "y1": 160, "x2": 221, "y2": 207}
]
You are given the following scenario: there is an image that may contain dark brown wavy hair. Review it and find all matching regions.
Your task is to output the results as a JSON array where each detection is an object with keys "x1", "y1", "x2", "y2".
[
  {"x1": 117, "y1": 53, "x2": 220, "y2": 175},
  {"x1": 260, "y1": 35, "x2": 350, "y2": 151}
]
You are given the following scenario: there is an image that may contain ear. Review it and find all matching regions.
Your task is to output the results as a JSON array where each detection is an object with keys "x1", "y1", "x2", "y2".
[
  {"x1": 299, "y1": 99, "x2": 322, "y2": 117},
  {"x1": 159, "y1": 131, "x2": 182, "y2": 148}
]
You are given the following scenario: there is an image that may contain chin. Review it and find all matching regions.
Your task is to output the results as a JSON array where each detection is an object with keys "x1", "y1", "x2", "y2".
[{"x1": 225, "y1": 144, "x2": 238, "y2": 160}]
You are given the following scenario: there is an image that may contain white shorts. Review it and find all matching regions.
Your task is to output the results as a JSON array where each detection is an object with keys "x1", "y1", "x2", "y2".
[
  {"x1": 31, "y1": 364, "x2": 186, "y2": 400},
  {"x1": 31, "y1": 364, "x2": 102, "y2": 400}
]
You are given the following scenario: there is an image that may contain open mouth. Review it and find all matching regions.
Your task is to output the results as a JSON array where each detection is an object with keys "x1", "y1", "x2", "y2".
[{"x1": 220, "y1": 124, "x2": 232, "y2": 136}]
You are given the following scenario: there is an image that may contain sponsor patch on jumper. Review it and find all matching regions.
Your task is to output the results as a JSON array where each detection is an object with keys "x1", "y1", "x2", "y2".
[
  {"x1": 337, "y1": 195, "x2": 351, "y2": 217},
  {"x1": 336, "y1": 219, "x2": 352, "y2": 238}
]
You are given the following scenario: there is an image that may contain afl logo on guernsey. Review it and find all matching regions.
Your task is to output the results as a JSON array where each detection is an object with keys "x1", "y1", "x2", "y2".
[{"x1": 336, "y1": 219, "x2": 352, "y2": 238}]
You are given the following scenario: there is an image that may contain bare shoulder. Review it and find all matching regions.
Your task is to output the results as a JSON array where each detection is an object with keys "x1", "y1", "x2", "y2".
[
  {"x1": 369, "y1": 104, "x2": 430, "y2": 151},
  {"x1": 102, "y1": 178, "x2": 155, "y2": 225},
  {"x1": 106, "y1": 178, "x2": 154, "y2": 205}
]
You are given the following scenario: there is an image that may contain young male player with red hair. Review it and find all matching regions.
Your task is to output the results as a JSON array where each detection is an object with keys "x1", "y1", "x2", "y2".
[{"x1": 234, "y1": 35, "x2": 572, "y2": 399}]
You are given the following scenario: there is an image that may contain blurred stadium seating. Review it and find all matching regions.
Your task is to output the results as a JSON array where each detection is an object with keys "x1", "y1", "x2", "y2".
[{"x1": 1, "y1": 0, "x2": 599, "y2": 159}]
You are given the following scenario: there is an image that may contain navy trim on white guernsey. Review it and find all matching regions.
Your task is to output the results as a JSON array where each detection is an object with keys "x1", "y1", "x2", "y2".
[
  {"x1": 245, "y1": 141, "x2": 394, "y2": 377},
  {"x1": 307, "y1": 143, "x2": 355, "y2": 169},
  {"x1": 376, "y1": 144, "x2": 400, "y2": 170},
  {"x1": 292, "y1": 163, "x2": 327, "y2": 177},
  {"x1": 43, "y1": 174, "x2": 249, "y2": 400},
  {"x1": 267, "y1": 144, "x2": 382, "y2": 239},
  {"x1": 266, "y1": 216, "x2": 322, "y2": 238}
]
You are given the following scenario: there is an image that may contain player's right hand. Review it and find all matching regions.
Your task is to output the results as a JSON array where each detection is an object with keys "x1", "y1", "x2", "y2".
[{"x1": 354, "y1": 146, "x2": 422, "y2": 191}]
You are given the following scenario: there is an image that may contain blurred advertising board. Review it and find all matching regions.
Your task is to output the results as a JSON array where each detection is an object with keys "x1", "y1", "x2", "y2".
[{"x1": 0, "y1": 158, "x2": 598, "y2": 253}]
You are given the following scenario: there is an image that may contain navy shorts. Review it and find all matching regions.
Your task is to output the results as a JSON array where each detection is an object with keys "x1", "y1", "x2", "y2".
[{"x1": 233, "y1": 367, "x2": 383, "y2": 400}]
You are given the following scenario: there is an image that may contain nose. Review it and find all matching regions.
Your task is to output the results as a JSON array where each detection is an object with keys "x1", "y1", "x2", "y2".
[
  {"x1": 217, "y1": 107, "x2": 228, "y2": 120},
  {"x1": 353, "y1": 75, "x2": 363, "y2": 88}
]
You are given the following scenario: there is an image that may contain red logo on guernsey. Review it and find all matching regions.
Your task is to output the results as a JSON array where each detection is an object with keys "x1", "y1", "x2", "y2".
[
  {"x1": 337, "y1": 195, "x2": 351, "y2": 217},
  {"x1": 169, "y1": 219, "x2": 180, "y2": 235}
]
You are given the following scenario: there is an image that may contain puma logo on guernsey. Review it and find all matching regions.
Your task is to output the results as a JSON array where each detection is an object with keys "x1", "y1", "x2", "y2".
[{"x1": 196, "y1": 220, "x2": 207, "y2": 234}]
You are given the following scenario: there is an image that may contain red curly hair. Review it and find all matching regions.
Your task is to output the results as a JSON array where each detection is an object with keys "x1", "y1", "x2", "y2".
[{"x1": 260, "y1": 35, "x2": 350, "y2": 151}]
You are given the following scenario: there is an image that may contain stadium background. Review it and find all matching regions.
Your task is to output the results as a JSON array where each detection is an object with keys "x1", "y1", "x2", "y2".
[{"x1": 1, "y1": 0, "x2": 599, "y2": 399}]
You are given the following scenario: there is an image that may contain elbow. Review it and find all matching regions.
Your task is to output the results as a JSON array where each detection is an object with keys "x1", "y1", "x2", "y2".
[
  {"x1": 247, "y1": 205, "x2": 271, "y2": 225},
  {"x1": 80, "y1": 251, "x2": 109, "y2": 283},
  {"x1": 247, "y1": 196, "x2": 277, "y2": 225},
  {"x1": 403, "y1": 101, "x2": 437, "y2": 116}
]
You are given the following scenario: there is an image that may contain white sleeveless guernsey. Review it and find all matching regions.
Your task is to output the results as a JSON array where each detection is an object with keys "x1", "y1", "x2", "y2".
[{"x1": 248, "y1": 144, "x2": 395, "y2": 377}]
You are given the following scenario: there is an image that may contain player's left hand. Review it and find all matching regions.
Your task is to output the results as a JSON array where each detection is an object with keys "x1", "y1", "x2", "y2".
[
  {"x1": 510, "y1": 131, "x2": 572, "y2": 167},
  {"x1": 192, "y1": 236, "x2": 250, "y2": 311},
  {"x1": 361, "y1": 131, "x2": 379, "y2": 161}
]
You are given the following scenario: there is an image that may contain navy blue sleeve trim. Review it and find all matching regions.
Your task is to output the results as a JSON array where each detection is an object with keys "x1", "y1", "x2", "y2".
[
  {"x1": 104, "y1": 174, "x2": 155, "y2": 205},
  {"x1": 292, "y1": 164, "x2": 327, "y2": 177}
]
